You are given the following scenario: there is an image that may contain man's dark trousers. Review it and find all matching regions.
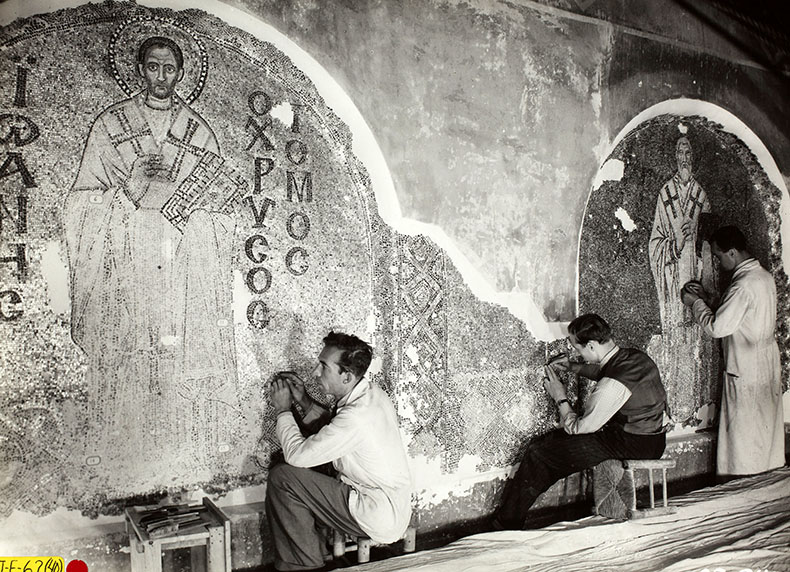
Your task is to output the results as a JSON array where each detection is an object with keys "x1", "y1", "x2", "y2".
[
  {"x1": 496, "y1": 423, "x2": 665, "y2": 529},
  {"x1": 266, "y1": 464, "x2": 367, "y2": 571}
]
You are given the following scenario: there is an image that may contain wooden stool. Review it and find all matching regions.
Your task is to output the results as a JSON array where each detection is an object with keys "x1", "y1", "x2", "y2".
[
  {"x1": 593, "y1": 458, "x2": 677, "y2": 520},
  {"x1": 125, "y1": 497, "x2": 231, "y2": 572},
  {"x1": 332, "y1": 526, "x2": 416, "y2": 564}
]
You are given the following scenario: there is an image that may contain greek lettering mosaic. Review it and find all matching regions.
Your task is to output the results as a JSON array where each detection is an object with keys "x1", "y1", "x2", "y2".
[
  {"x1": 0, "y1": 1, "x2": 608, "y2": 521},
  {"x1": 0, "y1": 1, "x2": 382, "y2": 516}
]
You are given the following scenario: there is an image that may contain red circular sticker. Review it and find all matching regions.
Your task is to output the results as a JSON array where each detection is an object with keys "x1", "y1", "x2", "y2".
[{"x1": 67, "y1": 560, "x2": 88, "y2": 572}]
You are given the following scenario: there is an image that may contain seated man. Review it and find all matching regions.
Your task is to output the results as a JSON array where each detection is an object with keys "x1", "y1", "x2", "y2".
[
  {"x1": 495, "y1": 313, "x2": 668, "y2": 529},
  {"x1": 267, "y1": 332, "x2": 412, "y2": 571}
]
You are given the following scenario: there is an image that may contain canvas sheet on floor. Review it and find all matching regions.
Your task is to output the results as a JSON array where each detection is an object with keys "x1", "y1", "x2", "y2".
[{"x1": 352, "y1": 467, "x2": 790, "y2": 572}]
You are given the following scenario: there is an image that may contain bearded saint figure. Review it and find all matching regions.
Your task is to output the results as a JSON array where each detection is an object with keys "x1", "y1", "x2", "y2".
[{"x1": 648, "y1": 136, "x2": 717, "y2": 423}]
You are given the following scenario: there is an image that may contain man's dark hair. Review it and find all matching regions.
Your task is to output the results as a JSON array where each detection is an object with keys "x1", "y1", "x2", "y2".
[
  {"x1": 137, "y1": 36, "x2": 184, "y2": 70},
  {"x1": 323, "y1": 331, "x2": 373, "y2": 379},
  {"x1": 567, "y1": 313, "x2": 613, "y2": 345},
  {"x1": 710, "y1": 225, "x2": 750, "y2": 254}
]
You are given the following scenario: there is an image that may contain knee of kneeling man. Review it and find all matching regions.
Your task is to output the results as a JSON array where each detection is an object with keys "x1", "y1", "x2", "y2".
[{"x1": 268, "y1": 463, "x2": 297, "y2": 487}]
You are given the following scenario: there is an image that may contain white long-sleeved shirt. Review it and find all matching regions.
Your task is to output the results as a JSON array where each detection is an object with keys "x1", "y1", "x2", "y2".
[
  {"x1": 692, "y1": 258, "x2": 778, "y2": 376},
  {"x1": 276, "y1": 378, "x2": 412, "y2": 543},
  {"x1": 690, "y1": 257, "x2": 783, "y2": 474},
  {"x1": 560, "y1": 345, "x2": 632, "y2": 434}
]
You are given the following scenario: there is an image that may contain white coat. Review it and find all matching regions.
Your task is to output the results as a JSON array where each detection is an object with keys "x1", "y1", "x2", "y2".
[{"x1": 692, "y1": 258, "x2": 785, "y2": 475}]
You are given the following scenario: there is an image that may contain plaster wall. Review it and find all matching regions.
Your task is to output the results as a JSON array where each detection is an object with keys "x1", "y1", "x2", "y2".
[{"x1": 0, "y1": 0, "x2": 787, "y2": 568}]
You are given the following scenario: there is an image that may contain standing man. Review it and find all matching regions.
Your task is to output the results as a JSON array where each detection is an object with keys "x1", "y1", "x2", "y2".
[
  {"x1": 682, "y1": 225, "x2": 785, "y2": 477},
  {"x1": 267, "y1": 332, "x2": 412, "y2": 571},
  {"x1": 495, "y1": 314, "x2": 668, "y2": 530}
]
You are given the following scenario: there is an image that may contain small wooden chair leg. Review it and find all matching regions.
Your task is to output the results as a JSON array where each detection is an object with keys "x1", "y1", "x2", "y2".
[
  {"x1": 403, "y1": 527, "x2": 416, "y2": 553},
  {"x1": 648, "y1": 468, "x2": 655, "y2": 508},
  {"x1": 357, "y1": 538, "x2": 371, "y2": 563},
  {"x1": 333, "y1": 529, "x2": 346, "y2": 558},
  {"x1": 191, "y1": 545, "x2": 207, "y2": 571}
]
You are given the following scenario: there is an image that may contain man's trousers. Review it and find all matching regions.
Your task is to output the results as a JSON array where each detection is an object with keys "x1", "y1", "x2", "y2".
[
  {"x1": 496, "y1": 424, "x2": 666, "y2": 529},
  {"x1": 266, "y1": 463, "x2": 366, "y2": 571}
]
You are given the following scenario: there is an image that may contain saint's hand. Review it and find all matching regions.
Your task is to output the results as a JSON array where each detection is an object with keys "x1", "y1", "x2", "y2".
[
  {"x1": 676, "y1": 220, "x2": 692, "y2": 254},
  {"x1": 681, "y1": 220, "x2": 693, "y2": 240},
  {"x1": 543, "y1": 365, "x2": 567, "y2": 403},
  {"x1": 269, "y1": 378, "x2": 293, "y2": 415},
  {"x1": 126, "y1": 154, "x2": 165, "y2": 204}
]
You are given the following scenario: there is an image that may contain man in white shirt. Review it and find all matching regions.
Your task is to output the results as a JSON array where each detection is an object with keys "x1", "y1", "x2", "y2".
[
  {"x1": 682, "y1": 225, "x2": 784, "y2": 477},
  {"x1": 266, "y1": 332, "x2": 412, "y2": 571},
  {"x1": 495, "y1": 314, "x2": 668, "y2": 530}
]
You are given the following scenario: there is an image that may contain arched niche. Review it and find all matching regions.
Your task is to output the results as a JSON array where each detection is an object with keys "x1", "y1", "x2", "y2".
[
  {"x1": 0, "y1": 0, "x2": 393, "y2": 516},
  {"x1": 579, "y1": 102, "x2": 787, "y2": 424}
]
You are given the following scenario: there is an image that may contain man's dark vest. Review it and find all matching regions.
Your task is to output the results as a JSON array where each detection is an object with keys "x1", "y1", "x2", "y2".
[{"x1": 600, "y1": 348, "x2": 667, "y2": 435}]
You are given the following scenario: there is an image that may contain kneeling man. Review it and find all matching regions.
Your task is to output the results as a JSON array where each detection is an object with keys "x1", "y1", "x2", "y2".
[
  {"x1": 267, "y1": 332, "x2": 412, "y2": 571},
  {"x1": 495, "y1": 313, "x2": 668, "y2": 529}
]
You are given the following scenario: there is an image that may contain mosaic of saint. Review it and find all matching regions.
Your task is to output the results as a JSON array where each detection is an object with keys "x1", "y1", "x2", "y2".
[
  {"x1": 578, "y1": 115, "x2": 783, "y2": 426},
  {"x1": 0, "y1": 4, "x2": 378, "y2": 514},
  {"x1": 66, "y1": 30, "x2": 245, "y2": 462}
]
